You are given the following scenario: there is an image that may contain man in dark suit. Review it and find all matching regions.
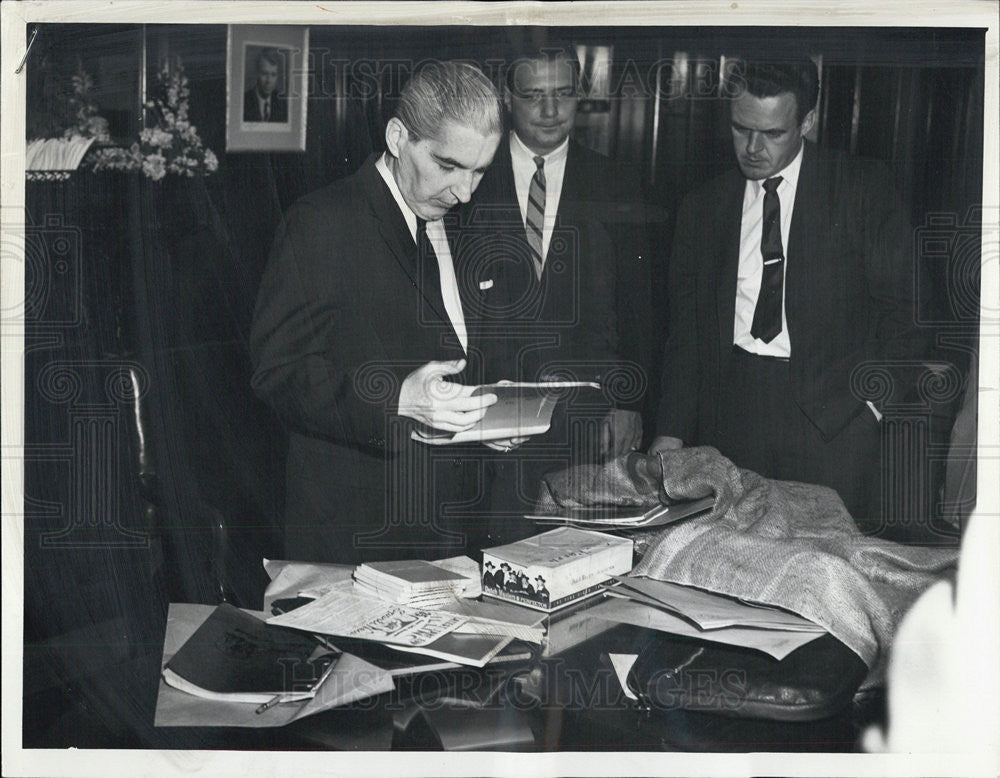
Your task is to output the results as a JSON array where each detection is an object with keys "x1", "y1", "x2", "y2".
[
  {"x1": 243, "y1": 48, "x2": 288, "y2": 123},
  {"x1": 457, "y1": 44, "x2": 659, "y2": 540},
  {"x1": 251, "y1": 62, "x2": 510, "y2": 563},
  {"x1": 651, "y1": 59, "x2": 925, "y2": 527}
]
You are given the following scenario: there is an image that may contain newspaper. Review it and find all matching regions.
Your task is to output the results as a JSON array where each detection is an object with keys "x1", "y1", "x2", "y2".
[{"x1": 267, "y1": 580, "x2": 467, "y2": 646}]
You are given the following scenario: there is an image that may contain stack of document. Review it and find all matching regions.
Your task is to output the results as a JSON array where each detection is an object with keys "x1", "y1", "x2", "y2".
[
  {"x1": 587, "y1": 576, "x2": 827, "y2": 660},
  {"x1": 353, "y1": 559, "x2": 477, "y2": 607},
  {"x1": 527, "y1": 497, "x2": 715, "y2": 530},
  {"x1": 267, "y1": 580, "x2": 540, "y2": 668}
]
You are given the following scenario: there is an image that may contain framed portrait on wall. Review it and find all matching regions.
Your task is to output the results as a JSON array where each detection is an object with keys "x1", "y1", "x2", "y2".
[{"x1": 225, "y1": 24, "x2": 308, "y2": 152}]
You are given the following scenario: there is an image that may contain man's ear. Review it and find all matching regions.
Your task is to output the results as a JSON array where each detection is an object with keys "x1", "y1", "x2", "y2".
[
  {"x1": 385, "y1": 117, "x2": 408, "y2": 158},
  {"x1": 503, "y1": 85, "x2": 512, "y2": 114},
  {"x1": 799, "y1": 107, "x2": 818, "y2": 139}
]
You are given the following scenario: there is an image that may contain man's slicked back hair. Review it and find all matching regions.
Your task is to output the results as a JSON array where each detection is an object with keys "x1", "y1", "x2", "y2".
[
  {"x1": 731, "y1": 58, "x2": 821, "y2": 124},
  {"x1": 394, "y1": 60, "x2": 502, "y2": 141}
]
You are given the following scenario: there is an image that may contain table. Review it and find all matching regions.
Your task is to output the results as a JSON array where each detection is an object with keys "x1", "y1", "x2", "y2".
[{"x1": 152, "y1": 597, "x2": 885, "y2": 752}]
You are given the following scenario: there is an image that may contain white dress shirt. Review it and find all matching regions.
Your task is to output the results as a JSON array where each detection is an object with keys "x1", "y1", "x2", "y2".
[
  {"x1": 375, "y1": 153, "x2": 468, "y2": 353},
  {"x1": 733, "y1": 144, "x2": 804, "y2": 357},
  {"x1": 509, "y1": 131, "x2": 569, "y2": 266},
  {"x1": 253, "y1": 91, "x2": 273, "y2": 121}
]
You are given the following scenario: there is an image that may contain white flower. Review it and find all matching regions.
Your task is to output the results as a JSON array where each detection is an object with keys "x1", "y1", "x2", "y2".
[{"x1": 142, "y1": 153, "x2": 167, "y2": 181}]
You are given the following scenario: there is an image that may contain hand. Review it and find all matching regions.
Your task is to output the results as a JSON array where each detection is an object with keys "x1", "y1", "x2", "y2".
[
  {"x1": 600, "y1": 409, "x2": 643, "y2": 459},
  {"x1": 484, "y1": 436, "x2": 529, "y2": 452},
  {"x1": 397, "y1": 359, "x2": 496, "y2": 433},
  {"x1": 648, "y1": 435, "x2": 684, "y2": 455}
]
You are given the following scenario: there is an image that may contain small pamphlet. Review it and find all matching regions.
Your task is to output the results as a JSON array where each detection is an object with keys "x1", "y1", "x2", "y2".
[
  {"x1": 412, "y1": 381, "x2": 600, "y2": 445},
  {"x1": 162, "y1": 603, "x2": 339, "y2": 705}
]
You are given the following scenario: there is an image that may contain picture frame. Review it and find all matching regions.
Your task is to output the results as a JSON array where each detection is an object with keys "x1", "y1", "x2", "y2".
[{"x1": 225, "y1": 24, "x2": 308, "y2": 152}]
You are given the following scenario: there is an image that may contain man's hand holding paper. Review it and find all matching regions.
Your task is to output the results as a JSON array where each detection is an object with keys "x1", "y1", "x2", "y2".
[{"x1": 397, "y1": 358, "x2": 497, "y2": 435}]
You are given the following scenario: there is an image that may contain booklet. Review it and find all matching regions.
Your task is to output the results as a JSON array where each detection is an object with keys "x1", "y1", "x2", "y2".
[
  {"x1": 411, "y1": 381, "x2": 601, "y2": 445},
  {"x1": 162, "y1": 603, "x2": 339, "y2": 705}
]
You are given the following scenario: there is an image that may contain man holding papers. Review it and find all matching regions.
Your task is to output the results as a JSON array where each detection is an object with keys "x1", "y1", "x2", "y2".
[
  {"x1": 455, "y1": 40, "x2": 654, "y2": 541},
  {"x1": 251, "y1": 62, "x2": 515, "y2": 563}
]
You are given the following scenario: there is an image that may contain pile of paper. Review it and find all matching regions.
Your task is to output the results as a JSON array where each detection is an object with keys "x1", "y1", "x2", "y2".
[
  {"x1": 588, "y1": 576, "x2": 827, "y2": 660},
  {"x1": 268, "y1": 580, "x2": 467, "y2": 647},
  {"x1": 353, "y1": 559, "x2": 478, "y2": 607},
  {"x1": 266, "y1": 579, "x2": 542, "y2": 668},
  {"x1": 528, "y1": 496, "x2": 715, "y2": 530}
]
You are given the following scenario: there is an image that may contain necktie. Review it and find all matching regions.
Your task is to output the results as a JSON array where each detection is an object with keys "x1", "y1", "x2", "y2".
[
  {"x1": 416, "y1": 218, "x2": 468, "y2": 353},
  {"x1": 525, "y1": 155, "x2": 546, "y2": 280},
  {"x1": 263, "y1": 99, "x2": 271, "y2": 121},
  {"x1": 415, "y1": 218, "x2": 437, "y2": 292},
  {"x1": 750, "y1": 176, "x2": 785, "y2": 343}
]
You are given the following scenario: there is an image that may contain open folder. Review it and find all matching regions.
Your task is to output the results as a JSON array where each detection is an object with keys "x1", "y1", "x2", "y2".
[{"x1": 411, "y1": 381, "x2": 600, "y2": 444}]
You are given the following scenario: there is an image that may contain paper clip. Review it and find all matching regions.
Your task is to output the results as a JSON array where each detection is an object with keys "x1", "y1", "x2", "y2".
[{"x1": 15, "y1": 26, "x2": 39, "y2": 75}]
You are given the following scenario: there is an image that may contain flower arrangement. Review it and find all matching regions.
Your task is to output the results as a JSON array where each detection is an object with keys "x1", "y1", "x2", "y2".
[
  {"x1": 88, "y1": 56, "x2": 218, "y2": 180},
  {"x1": 65, "y1": 63, "x2": 111, "y2": 142}
]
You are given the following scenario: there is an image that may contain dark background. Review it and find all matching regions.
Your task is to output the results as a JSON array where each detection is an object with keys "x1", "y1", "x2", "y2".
[{"x1": 21, "y1": 24, "x2": 983, "y2": 749}]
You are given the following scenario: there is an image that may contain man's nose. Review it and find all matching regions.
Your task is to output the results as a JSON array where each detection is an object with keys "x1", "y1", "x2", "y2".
[
  {"x1": 451, "y1": 172, "x2": 475, "y2": 204},
  {"x1": 539, "y1": 94, "x2": 559, "y2": 118},
  {"x1": 746, "y1": 131, "x2": 764, "y2": 155}
]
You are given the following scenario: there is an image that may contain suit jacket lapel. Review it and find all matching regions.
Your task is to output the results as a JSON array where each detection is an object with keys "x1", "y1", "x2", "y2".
[
  {"x1": 560, "y1": 140, "x2": 584, "y2": 209},
  {"x1": 716, "y1": 170, "x2": 746, "y2": 361},
  {"x1": 785, "y1": 142, "x2": 819, "y2": 355},
  {"x1": 360, "y1": 154, "x2": 450, "y2": 325}
]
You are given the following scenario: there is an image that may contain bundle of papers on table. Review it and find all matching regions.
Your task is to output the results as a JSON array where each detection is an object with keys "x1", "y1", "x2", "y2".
[
  {"x1": 353, "y1": 558, "x2": 478, "y2": 607},
  {"x1": 588, "y1": 576, "x2": 827, "y2": 660},
  {"x1": 267, "y1": 557, "x2": 545, "y2": 668}
]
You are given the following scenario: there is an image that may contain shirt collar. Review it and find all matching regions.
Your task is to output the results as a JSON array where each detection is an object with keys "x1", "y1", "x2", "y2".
[
  {"x1": 510, "y1": 130, "x2": 570, "y2": 168},
  {"x1": 375, "y1": 152, "x2": 419, "y2": 241},
  {"x1": 750, "y1": 141, "x2": 805, "y2": 196}
]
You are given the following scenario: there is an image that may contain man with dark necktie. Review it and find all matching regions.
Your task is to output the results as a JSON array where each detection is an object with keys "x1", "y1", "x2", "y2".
[
  {"x1": 650, "y1": 58, "x2": 926, "y2": 529},
  {"x1": 251, "y1": 62, "x2": 509, "y2": 562},
  {"x1": 243, "y1": 48, "x2": 288, "y2": 123},
  {"x1": 457, "y1": 41, "x2": 658, "y2": 542}
]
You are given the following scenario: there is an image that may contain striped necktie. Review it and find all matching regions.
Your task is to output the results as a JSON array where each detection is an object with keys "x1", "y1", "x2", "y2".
[{"x1": 525, "y1": 155, "x2": 546, "y2": 280}]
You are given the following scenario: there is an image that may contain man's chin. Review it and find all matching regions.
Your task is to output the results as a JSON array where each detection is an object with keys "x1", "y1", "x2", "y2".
[{"x1": 738, "y1": 160, "x2": 771, "y2": 180}]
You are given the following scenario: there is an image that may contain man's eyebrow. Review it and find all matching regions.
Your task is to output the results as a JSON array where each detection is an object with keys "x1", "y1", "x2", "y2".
[
  {"x1": 731, "y1": 119, "x2": 787, "y2": 133},
  {"x1": 431, "y1": 152, "x2": 478, "y2": 170}
]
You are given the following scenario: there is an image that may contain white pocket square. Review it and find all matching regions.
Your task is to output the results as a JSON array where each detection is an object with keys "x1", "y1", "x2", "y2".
[{"x1": 479, "y1": 279, "x2": 494, "y2": 290}]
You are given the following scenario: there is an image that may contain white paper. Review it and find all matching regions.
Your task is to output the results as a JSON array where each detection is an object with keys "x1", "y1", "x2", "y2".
[
  {"x1": 266, "y1": 581, "x2": 467, "y2": 646},
  {"x1": 608, "y1": 653, "x2": 640, "y2": 700},
  {"x1": 586, "y1": 599, "x2": 823, "y2": 660},
  {"x1": 154, "y1": 603, "x2": 394, "y2": 728},
  {"x1": 611, "y1": 577, "x2": 826, "y2": 632}
]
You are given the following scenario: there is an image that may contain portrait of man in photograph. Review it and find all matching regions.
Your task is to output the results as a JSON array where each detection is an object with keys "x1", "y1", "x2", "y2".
[{"x1": 242, "y1": 46, "x2": 288, "y2": 124}]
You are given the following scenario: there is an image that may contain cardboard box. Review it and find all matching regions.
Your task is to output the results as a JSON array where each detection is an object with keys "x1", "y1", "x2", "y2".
[{"x1": 481, "y1": 528, "x2": 633, "y2": 612}]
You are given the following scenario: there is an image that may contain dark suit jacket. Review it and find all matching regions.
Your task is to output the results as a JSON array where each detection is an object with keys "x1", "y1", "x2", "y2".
[
  {"x1": 458, "y1": 137, "x2": 659, "y2": 406},
  {"x1": 657, "y1": 142, "x2": 925, "y2": 445},
  {"x1": 250, "y1": 155, "x2": 502, "y2": 562},
  {"x1": 243, "y1": 88, "x2": 288, "y2": 123}
]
